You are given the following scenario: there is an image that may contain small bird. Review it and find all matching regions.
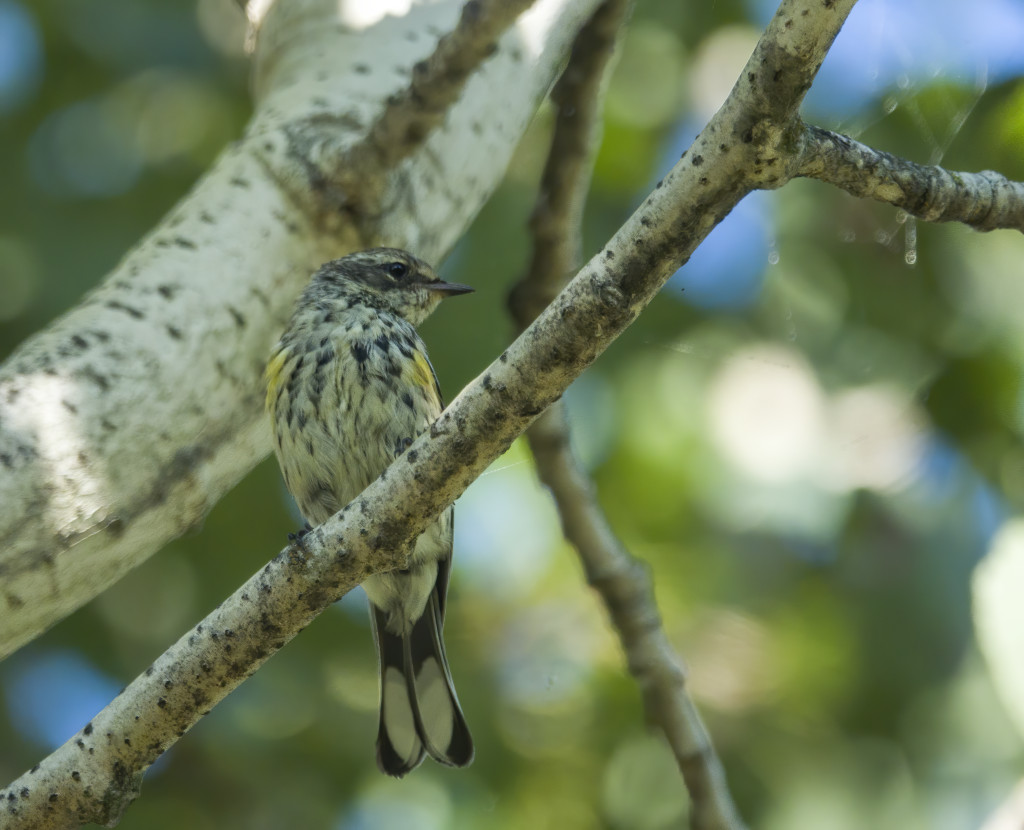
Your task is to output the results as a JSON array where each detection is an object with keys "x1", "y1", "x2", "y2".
[{"x1": 266, "y1": 248, "x2": 475, "y2": 776}]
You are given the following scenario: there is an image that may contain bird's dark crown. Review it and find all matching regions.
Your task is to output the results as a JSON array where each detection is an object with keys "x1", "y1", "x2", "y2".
[{"x1": 314, "y1": 248, "x2": 439, "y2": 293}]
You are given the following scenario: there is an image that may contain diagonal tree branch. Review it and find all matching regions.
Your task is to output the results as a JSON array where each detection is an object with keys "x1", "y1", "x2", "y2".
[
  {"x1": 508, "y1": 3, "x2": 743, "y2": 828},
  {"x1": 1, "y1": 1, "x2": 859, "y2": 824},
  {"x1": 797, "y1": 123, "x2": 1024, "y2": 232}
]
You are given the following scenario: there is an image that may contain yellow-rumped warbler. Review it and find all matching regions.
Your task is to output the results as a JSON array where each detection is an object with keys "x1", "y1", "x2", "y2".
[{"x1": 266, "y1": 248, "x2": 474, "y2": 777}]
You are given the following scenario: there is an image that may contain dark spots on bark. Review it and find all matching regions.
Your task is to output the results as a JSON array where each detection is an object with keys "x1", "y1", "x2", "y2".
[
  {"x1": 48, "y1": 793, "x2": 58, "y2": 803},
  {"x1": 80, "y1": 367, "x2": 110, "y2": 391},
  {"x1": 499, "y1": 351, "x2": 508, "y2": 363},
  {"x1": 407, "y1": 449, "x2": 418, "y2": 463},
  {"x1": 470, "y1": 121, "x2": 484, "y2": 136},
  {"x1": 639, "y1": 216, "x2": 652, "y2": 227},
  {"x1": 173, "y1": 237, "x2": 196, "y2": 250},
  {"x1": 354, "y1": 63, "x2": 371, "y2": 74},
  {"x1": 83, "y1": 723, "x2": 93, "y2": 735},
  {"x1": 691, "y1": 154, "x2": 704, "y2": 166},
  {"x1": 167, "y1": 325, "x2": 183, "y2": 340},
  {"x1": 157, "y1": 284, "x2": 178, "y2": 299},
  {"x1": 71, "y1": 334, "x2": 89, "y2": 350},
  {"x1": 227, "y1": 306, "x2": 246, "y2": 328},
  {"x1": 605, "y1": 249, "x2": 615, "y2": 259},
  {"x1": 230, "y1": 177, "x2": 250, "y2": 188},
  {"x1": 200, "y1": 211, "x2": 215, "y2": 224},
  {"x1": 312, "y1": 96, "x2": 329, "y2": 108},
  {"x1": 106, "y1": 300, "x2": 144, "y2": 319},
  {"x1": 62, "y1": 399, "x2": 77, "y2": 414}
]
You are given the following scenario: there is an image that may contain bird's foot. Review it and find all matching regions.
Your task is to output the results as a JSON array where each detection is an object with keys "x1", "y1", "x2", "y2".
[{"x1": 287, "y1": 522, "x2": 313, "y2": 546}]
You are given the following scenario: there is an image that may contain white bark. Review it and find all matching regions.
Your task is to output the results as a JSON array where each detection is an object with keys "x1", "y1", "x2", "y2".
[{"x1": 0, "y1": 0, "x2": 602, "y2": 659}]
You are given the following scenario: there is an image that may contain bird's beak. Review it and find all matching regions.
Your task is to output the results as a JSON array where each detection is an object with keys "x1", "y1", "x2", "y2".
[{"x1": 425, "y1": 280, "x2": 474, "y2": 297}]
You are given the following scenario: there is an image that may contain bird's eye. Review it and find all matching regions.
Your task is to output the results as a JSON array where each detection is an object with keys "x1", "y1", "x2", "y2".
[{"x1": 385, "y1": 262, "x2": 408, "y2": 279}]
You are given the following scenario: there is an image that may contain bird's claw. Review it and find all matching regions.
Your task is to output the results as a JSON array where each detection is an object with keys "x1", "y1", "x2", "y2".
[{"x1": 287, "y1": 522, "x2": 313, "y2": 546}]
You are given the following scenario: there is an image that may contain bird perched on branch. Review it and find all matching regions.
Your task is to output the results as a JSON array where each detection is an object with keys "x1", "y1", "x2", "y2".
[{"x1": 266, "y1": 248, "x2": 474, "y2": 776}]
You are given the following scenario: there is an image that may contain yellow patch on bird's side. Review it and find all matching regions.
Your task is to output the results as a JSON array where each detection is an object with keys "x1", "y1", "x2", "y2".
[
  {"x1": 411, "y1": 349, "x2": 438, "y2": 398},
  {"x1": 264, "y1": 348, "x2": 289, "y2": 414}
]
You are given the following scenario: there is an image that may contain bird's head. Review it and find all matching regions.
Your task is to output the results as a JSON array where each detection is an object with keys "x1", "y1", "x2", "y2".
[{"x1": 312, "y1": 248, "x2": 473, "y2": 326}]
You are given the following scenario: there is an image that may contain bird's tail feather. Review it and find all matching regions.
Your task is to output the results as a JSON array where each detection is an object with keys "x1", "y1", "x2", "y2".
[{"x1": 372, "y1": 595, "x2": 473, "y2": 777}]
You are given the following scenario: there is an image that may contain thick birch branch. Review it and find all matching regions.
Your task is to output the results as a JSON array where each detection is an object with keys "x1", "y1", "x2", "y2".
[
  {"x1": 1, "y1": 0, "x2": 856, "y2": 826},
  {"x1": 0, "y1": 0, "x2": 604, "y2": 659},
  {"x1": 509, "y1": 3, "x2": 743, "y2": 828},
  {"x1": 797, "y1": 124, "x2": 1024, "y2": 232}
]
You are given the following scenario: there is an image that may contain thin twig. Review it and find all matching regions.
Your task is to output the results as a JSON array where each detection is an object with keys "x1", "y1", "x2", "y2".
[
  {"x1": 507, "y1": 3, "x2": 745, "y2": 828},
  {"x1": 528, "y1": 416, "x2": 745, "y2": 830},
  {"x1": 798, "y1": 124, "x2": 1024, "y2": 232},
  {"x1": 508, "y1": 0, "x2": 624, "y2": 319}
]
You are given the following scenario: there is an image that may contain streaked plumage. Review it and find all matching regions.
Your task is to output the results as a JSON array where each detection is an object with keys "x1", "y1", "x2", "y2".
[{"x1": 266, "y1": 248, "x2": 474, "y2": 776}]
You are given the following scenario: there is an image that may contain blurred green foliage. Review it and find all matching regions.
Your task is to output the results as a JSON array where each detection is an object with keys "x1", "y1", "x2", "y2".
[{"x1": 3, "y1": 1, "x2": 1024, "y2": 828}]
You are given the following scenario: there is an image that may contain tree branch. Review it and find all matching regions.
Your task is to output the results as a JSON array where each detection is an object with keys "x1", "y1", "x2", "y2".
[
  {"x1": 798, "y1": 123, "x2": 1024, "y2": 232},
  {"x1": 350, "y1": 0, "x2": 539, "y2": 179},
  {"x1": 0, "y1": 0, "x2": 604, "y2": 660},
  {"x1": 508, "y1": 3, "x2": 744, "y2": 828},
  {"x1": 508, "y1": 0, "x2": 624, "y2": 320},
  {"x1": 1, "y1": 1, "x2": 859, "y2": 822},
  {"x1": 528, "y1": 415, "x2": 746, "y2": 830}
]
